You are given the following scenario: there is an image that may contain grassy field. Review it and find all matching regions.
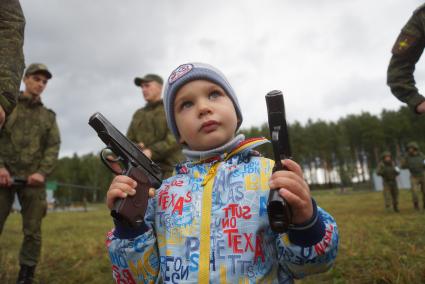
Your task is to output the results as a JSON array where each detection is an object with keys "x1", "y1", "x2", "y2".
[{"x1": 1, "y1": 189, "x2": 424, "y2": 284}]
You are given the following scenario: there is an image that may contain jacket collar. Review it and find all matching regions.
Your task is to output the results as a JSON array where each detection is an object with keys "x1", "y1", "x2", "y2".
[
  {"x1": 18, "y1": 92, "x2": 43, "y2": 107},
  {"x1": 182, "y1": 134, "x2": 269, "y2": 164},
  {"x1": 145, "y1": 99, "x2": 163, "y2": 109}
]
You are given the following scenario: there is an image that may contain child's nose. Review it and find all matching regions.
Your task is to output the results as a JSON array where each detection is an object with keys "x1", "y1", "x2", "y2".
[{"x1": 198, "y1": 100, "x2": 212, "y2": 117}]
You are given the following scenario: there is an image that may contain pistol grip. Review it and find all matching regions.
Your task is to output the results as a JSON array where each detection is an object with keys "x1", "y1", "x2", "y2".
[
  {"x1": 267, "y1": 166, "x2": 293, "y2": 233},
  {"x1": 267, "y1": 190, "x2": 292, "y2": 233},
  {"x1": 112, "y1": 167, "x2": 152, "y2": 227}
]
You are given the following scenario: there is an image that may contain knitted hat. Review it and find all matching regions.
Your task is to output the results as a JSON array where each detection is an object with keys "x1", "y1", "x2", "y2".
[{"x1": 163, "y1": 62, "x2": 243, "y2": 140}]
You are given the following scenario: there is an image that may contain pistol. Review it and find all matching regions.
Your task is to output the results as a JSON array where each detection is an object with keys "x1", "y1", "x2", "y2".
[
  {"x1": 0, "y1": 176, "x2": 27, "y2": 188},
  {"x1": 265, "y1": 90, "x2": 293, "y2": 233},
  {"x1": 12, "y1": 176, "x2": 27, "y2": 186},
  {"x1": 88, "y1": 112, "x2": 162, "y2": 227}
]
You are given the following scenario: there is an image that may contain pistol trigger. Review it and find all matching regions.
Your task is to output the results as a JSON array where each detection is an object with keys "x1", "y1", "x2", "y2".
[{"x1": 100, "y1": 149, "x2": 125, "y2": 175}]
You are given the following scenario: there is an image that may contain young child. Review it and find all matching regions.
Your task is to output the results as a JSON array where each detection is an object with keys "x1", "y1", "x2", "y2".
[{"x1": 106, "y1": 63, "x2": 339, "y2": 283}]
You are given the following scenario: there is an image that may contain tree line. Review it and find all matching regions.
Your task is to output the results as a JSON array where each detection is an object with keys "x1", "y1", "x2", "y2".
[
  {"x1": 242, "y1": 106, "x2": 425, "y2": 189},
  {"x1": 49, "y1": 106, "x2": 425, "y2": 203}
]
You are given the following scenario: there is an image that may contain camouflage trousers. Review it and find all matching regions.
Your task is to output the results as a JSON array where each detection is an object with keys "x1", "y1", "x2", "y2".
[
  {"x1": 0, "y1": 185, "x2": 47, "y2": 266},
  {"x1": 383, "y1": 181, "x2": 398, "y2": 209},
  {"x1": 410, "y1": 175, "x2": 425, "y2": 209}
]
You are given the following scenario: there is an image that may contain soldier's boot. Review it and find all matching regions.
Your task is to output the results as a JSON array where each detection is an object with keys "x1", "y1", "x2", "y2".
[
  {"x1": 393, "y1": 203, "x2": 399, "y2": 213},
  {"x1": 414, "y1": 201, "x2": 419, "y2": 211},
  {"x1": 16, "y1": 265, "x2": 35, "y2": 284}
]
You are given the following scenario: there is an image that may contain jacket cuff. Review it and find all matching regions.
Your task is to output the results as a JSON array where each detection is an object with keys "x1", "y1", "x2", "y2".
[
  {"x1": 407, "y1": 93, "x2": 425, "y2": 114},
  {"x1": 287, "y1": 198, "x2": 326, "y2": 247},
  {"x1": 37, "y1": 169, "x2": 49, "y2": 177},
  {"x1": 112, "y1": 218, "x2": 150, "y2": 239}
]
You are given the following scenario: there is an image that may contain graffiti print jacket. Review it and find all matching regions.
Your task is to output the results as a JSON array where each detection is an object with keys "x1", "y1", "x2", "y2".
[{"x1": 106, "y1": 137, "x2": 339, "y2": 284}]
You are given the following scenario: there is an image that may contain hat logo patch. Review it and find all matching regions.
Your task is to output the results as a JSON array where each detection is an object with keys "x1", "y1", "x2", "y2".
[{"x1": 168, "y1": 64, "x2": 193, "y2": 84}]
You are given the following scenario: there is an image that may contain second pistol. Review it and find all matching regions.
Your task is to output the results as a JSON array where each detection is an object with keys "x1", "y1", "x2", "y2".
[{"x1": 265, "y1": 90, "x2": 293, "y2": 233}]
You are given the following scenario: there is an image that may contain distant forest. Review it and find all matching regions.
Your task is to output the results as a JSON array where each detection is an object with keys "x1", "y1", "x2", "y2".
[{"x1": 50, "y1": 106, "x2": 425, "y2": 203}]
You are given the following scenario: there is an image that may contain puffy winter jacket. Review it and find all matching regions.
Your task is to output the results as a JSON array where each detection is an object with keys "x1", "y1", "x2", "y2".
[{"x1": 106, "y1": 137, "x2": 339, "y2": 284}]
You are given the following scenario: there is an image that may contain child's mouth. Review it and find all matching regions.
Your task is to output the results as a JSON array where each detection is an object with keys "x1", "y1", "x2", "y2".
[{"x1": 200, "y1": 120, "x2": 219, "y2": 133}]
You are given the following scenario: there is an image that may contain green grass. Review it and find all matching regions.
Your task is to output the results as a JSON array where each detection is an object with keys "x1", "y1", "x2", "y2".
[
  {"x1": 1, "y1": 190, "x2": 425, "y2": 283},
  {"x1": 0, "y1": 204, "x2": 113, "y2": 284},
  {"x1": 300, "y1": 189, "x2": 425, "y2": 284}
]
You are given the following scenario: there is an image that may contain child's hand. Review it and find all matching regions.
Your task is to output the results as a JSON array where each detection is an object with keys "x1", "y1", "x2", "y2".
[
  {"x1": 106, "y1": 175, "x2": 156, "y2": 210},
  {"x1": 268, "y1": 159, "x2": 313, "y2": 225}
]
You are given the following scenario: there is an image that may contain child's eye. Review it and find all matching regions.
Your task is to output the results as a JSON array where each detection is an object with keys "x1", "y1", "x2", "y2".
[
  {"x1": 180, "y1": 101, "x2": 193, "y2": 110},
  {"x1": 209, "y1": 91, "x2": 222, "y2": 100}
]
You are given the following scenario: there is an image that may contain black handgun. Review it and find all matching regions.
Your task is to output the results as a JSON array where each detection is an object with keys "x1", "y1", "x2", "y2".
[
  {"x1": 88, "y1": 112, "x2": 162, "y2": 227},
  {"x1": 0, "y1": 176, "x2": 27, "y2": 188},
  {"x1": 265, "y1": 90, "x2": 293, "y2": 233},
  {"x1": 12, "y1": 176, "x2": 27, "y2": 186}
]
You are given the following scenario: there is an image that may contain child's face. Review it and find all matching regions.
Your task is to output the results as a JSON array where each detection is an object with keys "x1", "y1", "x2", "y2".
[{"x1": 174, "y1": 80, "x2": 238, "y2": 151}]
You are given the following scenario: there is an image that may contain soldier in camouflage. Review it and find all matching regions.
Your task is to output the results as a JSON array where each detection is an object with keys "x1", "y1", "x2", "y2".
[
  {"x1": 127, "y1": 74, "x2": 183, "y2": 178},
  {"x1": 401, "y1": 142, "x2": 425, "y2": 211},
  {"x1": 387, "y1": 3, "x2": 425, "y2": 114},
  {"x1": 376, "y1": 151, "x2": 400, "y2": 212},
  {"x1": 0, "y1": 0, "x2": 25, "y2": 128},
  {"x1": 0, "y1": 63, "x2": 60, "y2": 284}
]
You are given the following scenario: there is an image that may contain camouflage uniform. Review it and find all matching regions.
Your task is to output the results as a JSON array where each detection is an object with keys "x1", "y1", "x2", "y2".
[
  {"x1": 0, "y1": 94, "x2": 60, "y2": 266},
  {"x1": 127, "y1": 100, "x2": 183, "y2": 178},
  {"x1": 387, "y1": 3, "x2": 425, "y2": 112},
  {"x1": 376, "y1": 152, "x2": 400, "y2": 212},
  {"x1": 401, "y1": 142, "x2": 425, "y2": 210},
  {"x1": 0, "y1": 0, "x2": 25, "y2": 117}
]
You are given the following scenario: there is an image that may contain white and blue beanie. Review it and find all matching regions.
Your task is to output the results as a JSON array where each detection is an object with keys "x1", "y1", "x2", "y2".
[{"x1": 163, "y1": 62, "x2": 243, "y2": 141}]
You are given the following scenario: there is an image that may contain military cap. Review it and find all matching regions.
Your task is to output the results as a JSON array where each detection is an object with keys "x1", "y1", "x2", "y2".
[
  {"x1": 381, "y1": 151, "x2": 391, "y2": 159},
  {"x1": 407, "y1": 141, "x2": 419, "y2": 150},
  {"x1": 24, "y1": 63, "x2": 52, "y2": 79},
  {"x1": 134, "y1": 74, "x2": 163, "y2": 86}
]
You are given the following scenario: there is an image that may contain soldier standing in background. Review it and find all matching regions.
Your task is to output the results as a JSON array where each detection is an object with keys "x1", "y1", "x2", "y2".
[
  {"x1": 0, "y1": 0, "x2": 25, "y2": 128},
  {"x1": 0, "y1": 64, "x2": 60, "y2": 284},
  {"x1": 401, "y1": 142, "x2": 425, "y2": 211},
  {"x1": 387, "y1": 3, "x2": 425, "y2": 114},
  {"x1": 377, "y1": 151, "x2": 400, "y2": 212},
  {"x1": 127, "y1": 74, "x2": 183, "y2": 178}
]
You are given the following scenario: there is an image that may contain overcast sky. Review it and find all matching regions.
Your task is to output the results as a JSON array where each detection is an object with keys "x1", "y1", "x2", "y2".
[{"x1": 20, "y1": 0, "x2": 425, "y2": 157}]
